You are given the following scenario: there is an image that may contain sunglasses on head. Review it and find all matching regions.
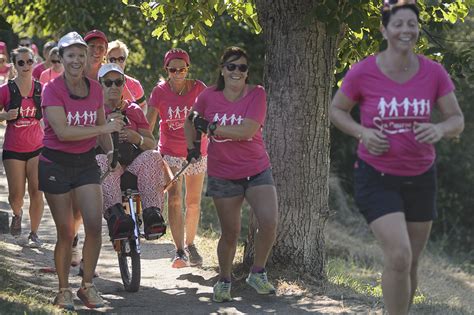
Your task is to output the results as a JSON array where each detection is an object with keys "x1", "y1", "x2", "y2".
[
  {"x1": 383, "y1": 0, "x2": 416, "y2": 10},
  {"x1": 102, "y1": 78, "x2": 124, "y2": 88},
  {"x1": 109, "y1": 56, "x2": 126, "y2": 63},
  {"x1": 167, "y1": 67, "x2": 188, "y2": 74},
  {"x1": 17, "y1": 59, "x2": 34, "y2": 67},
  {"x1": 223, "y1": 63, "x2": 248, "y2": 72},
  {"x1": 51, "y1": 60, "x2": 61, "y2": 64}
]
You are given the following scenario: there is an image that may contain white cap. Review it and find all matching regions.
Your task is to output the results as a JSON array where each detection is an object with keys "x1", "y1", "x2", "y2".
[
  {"x1": 98, "y1": 63, "x2": 124, "y2": 80},
  {"x1": 58, "y1": 32, "x2": 87, "y2": 50}
]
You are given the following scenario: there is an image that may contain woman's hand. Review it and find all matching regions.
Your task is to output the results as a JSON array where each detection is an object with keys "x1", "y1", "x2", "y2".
[
  {"x1": 413, "y1": 122, "x2": 444, "y2": 144},
  {"x1": 1, "y1": 109, "x2": 19, "y2": 121},
  {"x1": 361, "y1": 128, "x2": 390, "y2": 156},
  {"x1": 102, "y1": 118, "x2": 124, "y2": 134},
  {"x1": 119, "y1": 128, "x2": 140, "y2": 144}
]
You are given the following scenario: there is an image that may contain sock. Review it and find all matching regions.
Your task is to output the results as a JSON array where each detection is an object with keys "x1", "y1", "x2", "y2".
[{"x1": 251, "y1": 265, "x2": 265, "y2": 274}]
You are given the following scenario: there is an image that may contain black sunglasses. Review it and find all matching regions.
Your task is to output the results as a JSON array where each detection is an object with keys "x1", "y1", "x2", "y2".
[
  {"x1": 51, "y1": 60, "x2": 61, "y2": 64},
  {"x1": 17, "y1": 59, "x2": 34, "y2": 67},
  {"x1": 109, "y1": 56, "x2": 126, "y2": 63},
  {"x1": 166, "y1": 67, "x2": 188, "y2": 74},
  {"x1": 223, "y1": 63, "x2": 248, "y2": 72},
  {"x1": 102, "y1": 78, "x2": 124, "y2": 88},
  {"x1": 19, "y1": 43, "x2": 31, "y2": 47}
]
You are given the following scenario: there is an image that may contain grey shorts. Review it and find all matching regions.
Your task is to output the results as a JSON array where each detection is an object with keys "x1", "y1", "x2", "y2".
[{"x1": 206, "y1": 168, "x2": 275, "y2": 198}]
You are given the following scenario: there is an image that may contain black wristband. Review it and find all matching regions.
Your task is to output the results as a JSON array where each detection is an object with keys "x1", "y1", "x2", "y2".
[{"x1": 208, "y1": 122, "x2": 217, "y2": 136}]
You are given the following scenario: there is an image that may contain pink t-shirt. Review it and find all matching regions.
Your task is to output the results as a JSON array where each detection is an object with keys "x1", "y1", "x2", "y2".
[
  {"x1": 41, "y1": 76, "x2": 103, "y2": 153},
  {"x1": 149, "y1": 80, "x2": 207, "y2": 157},
  {"x1": 0, "y1": 64, "x2": 12, "y2": 85},
  {"x1": 0, "y1": 80, "x2": 44, "y2": 152},
  {"x1": 123, "y1": 74, "x2": 146, "y2": 108},
  {"x1": 104, "y1": 100, "x2": 149, "y2": 132},
  {"x1": 39, "y1": 68, "x2": 62, "y2": 85},
  {"x1": 193, "y1": 85, "x2": 270, "y2": 179},
  {"x1": 341, "y1": 55, "x2": 455, "y2": 176},
  {"x1": 32, "y1": 62, "x2": 46, "y2": 80}
]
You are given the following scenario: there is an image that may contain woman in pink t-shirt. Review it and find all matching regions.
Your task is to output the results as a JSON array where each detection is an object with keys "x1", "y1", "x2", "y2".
[
  {"x1": 95, "y1": 63, "x2": 167, "y2": 241},
  {"x1": 39, "y1": 47, "x2": 63, "y2": 85},
  {"x1": 184, "y1": 47, "x2": 278, "y2": 302},
  {"x1": 0, "y1": 47, "x2": 44, "y2": 246},
  {"x1": 329, "y1": 2, "x2": 464, "y2": 314},
  {"x1": 38, "y1": 32, "x2": 123, "y2": 310},
  {"x1": 0, "y1": 53, "x2": 14, "y2": 85},
  {"x1": 147, "y1": 48, "x2": 207, "y2": 268},
  {"x1": 106, "y1": 40, "x2": 148, "y2": 112}
]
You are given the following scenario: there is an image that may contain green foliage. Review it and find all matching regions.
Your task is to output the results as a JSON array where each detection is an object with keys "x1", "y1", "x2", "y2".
[{"x1": 127, "y1": 0, "x2": 261, "y2": 45}]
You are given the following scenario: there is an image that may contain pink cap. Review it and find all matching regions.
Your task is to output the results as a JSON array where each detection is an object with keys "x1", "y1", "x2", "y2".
[
  {"x1": 84, "y1": 29, "x2": 108, "y2": 47},
  {"x1": 163, "y1": 48, "x2": 190, "y2": 67}
]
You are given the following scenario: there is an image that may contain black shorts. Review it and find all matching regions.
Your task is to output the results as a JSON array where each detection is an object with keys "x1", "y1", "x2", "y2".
[
  {"x1": 2, "y1": 148, "x2": 43, "y2": 161},
  {"x1": 38, "y1": 160, "x2": 101, "y2": 194},
  {"x1": 354, "y1": 159, "x2": 437, "y2": 224},
  {"x1": 206, "y1": 168, "x2": 275, "y2": 198}
]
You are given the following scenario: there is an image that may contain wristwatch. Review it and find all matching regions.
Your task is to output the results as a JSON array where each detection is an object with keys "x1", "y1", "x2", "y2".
[
  {"x1": 208, "y1": 122, "x2": 217, "y2": 136},
  {"x1": 138, "y1": 135, "x2": 144, "y2": 146}
]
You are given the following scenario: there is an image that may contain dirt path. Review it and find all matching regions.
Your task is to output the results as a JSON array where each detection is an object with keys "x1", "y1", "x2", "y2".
[{"x1": 0, "y1": 124, "x2": 376, "y2": 314}]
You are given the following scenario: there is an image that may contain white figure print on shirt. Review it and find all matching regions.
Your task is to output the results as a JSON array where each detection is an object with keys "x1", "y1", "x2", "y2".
[
  {"x1": 373, "y1": 96, "x2": 430, "y2": 135},
  {"x1": 166, "y1": 105, "x2": 191, "y2": 130},
  {"x1": 12, "y1": 105, "x2": 39, "y2": 128},
  {"x1": 66, "y1": 110, "x2": 97, "y2": 126},
  {"x1": 211, "y1": 112, "x2": 250, "y2": 143}
]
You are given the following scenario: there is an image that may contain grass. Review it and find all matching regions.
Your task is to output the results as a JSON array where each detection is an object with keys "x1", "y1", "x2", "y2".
[{"x1": 0, "y1": 257, "x2": 67, "y2": 315}]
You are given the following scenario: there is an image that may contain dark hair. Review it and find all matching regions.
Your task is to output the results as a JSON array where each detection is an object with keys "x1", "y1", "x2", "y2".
[
  {"x1": 381, "y1": 4, "x2": 420, "y2": 27},
  {"x1": 215, "y1": 46, "x2": 249, "y2": 91},
  {"x1": 11, "y1": 47, "x2": 34, "y2": 64}
]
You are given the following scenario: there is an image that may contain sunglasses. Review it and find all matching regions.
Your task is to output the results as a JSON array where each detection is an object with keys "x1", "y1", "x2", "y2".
[
  {"x1": 0, "y1": 59, "x2": 5, "y2": 63},
  {"x1": 102, "y1": 78, "x2": 124, "y2": 88},
  {"x1": 19, "y1": 43, "x2": 31, "y2": 47},
  {"x1": 109, "y1": 56, "x2": 126, "y2": 63},
  {"x1": 383, "y1": 0, "x2": 416, "y2": 10},
  {"x1": 223, "y1": 63, "x2": 248, "y2": 72},
  {"x1": 17, "y1": 59, "x2": 34, "y2": 67},
  {"x1": 51, "y1": 60, "x2": 61, "y2": 64},
  {"x1": 167, "y1": 67, "x2": 188, "y2": 74}
]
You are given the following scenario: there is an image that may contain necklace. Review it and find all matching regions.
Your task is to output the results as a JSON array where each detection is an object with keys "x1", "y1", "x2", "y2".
[{"x1": 170, "y1": 81, "x2": 186, "y2": 96}]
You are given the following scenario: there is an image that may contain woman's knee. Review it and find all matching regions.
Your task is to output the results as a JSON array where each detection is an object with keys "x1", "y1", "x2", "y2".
[
  {"x1": 56, "y1": 226, "x2": 76, "y2": 243},
  {"x1": 220, "y1": 227, "x2": 240, "y2": 246},
  {"x1": 386, "y1": 246, "x2": 412, "y2": 273}
]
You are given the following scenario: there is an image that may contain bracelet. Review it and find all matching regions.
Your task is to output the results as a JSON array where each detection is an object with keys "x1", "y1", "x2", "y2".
[{"x1": 106, "y1": 150, "x2": 114, "y2": 156}]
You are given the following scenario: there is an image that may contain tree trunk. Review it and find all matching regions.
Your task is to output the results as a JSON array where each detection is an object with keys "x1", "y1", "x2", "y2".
[{"x1": 245, "y1": 0, "x2": 343, "y2": 279}]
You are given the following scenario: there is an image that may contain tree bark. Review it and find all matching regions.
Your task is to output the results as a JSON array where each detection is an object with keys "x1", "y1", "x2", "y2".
[{"x1": 245, "y1": 0, "x2": 343, "y2": 279}]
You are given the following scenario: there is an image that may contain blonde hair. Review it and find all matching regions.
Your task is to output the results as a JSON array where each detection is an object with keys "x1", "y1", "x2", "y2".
[{"x1": 107, "y1": 40, "x2": 129, "y2": 59}]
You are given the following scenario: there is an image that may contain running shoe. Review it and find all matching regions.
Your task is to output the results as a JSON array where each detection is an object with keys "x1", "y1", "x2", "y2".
[
  {"x1": 10, "y1": 214, "x2": 22, "y2": 236},
  {"x1": 213, "y1": 281, "x2": 232, "y2": 303},
  {"x1": 246, "y1": 270, "x2": 276, "y2": 294},
  {"x1": 27, "y1": 232, "x2": 43, "y2": 248},
  {"x1": 185, "y1": 244, "x2": 203, "y2": 266},
  {"x1": 53, "y1": 288, "x2": 75, "y2": 311},
  {"x1": 77, "y1": 283, "x2": 104, "y2": 309},
  {"x1": 171, "y1": 249, "x2": 189, "y2": 268}
]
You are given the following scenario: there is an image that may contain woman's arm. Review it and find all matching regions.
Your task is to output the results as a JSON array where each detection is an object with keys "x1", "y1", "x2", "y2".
[
  {"x1": 329, "y1": 89, "x2": 389, "y2": 156},
  {"x1": 184, "y1": 117, "x2": 197, "y2": 149},
  {"x1": 121, "y1": 127, "x2": 156, "y2": 151},
  {"x1": 45, "y1": 106, "x2": 124, "y2": 142},
  {"x1": 146, "y1": 106, "x2": 159, "y2": 131},
  {"x1": 211, "y1": 118, "x2": 261, "y2": 140},
  {"x1": 414, "y1": 92, "x2": 464, "y2": 143}
]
